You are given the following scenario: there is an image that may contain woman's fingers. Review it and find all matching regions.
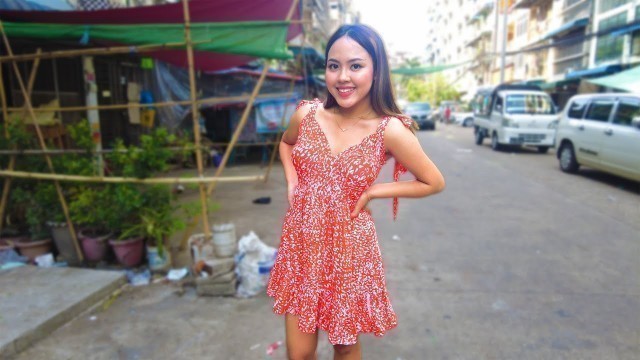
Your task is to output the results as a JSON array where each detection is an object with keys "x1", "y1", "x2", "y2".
[{"x1": 350, "y1": 193, "x2": 369, "y2": 218}]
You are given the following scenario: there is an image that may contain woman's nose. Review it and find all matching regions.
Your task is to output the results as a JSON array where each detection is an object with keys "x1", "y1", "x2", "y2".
[{"x1": 338, "y1": 68, "x2": 350, "y2": 82}]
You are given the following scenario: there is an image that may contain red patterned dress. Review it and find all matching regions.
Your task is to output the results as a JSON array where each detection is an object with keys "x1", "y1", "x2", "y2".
[{"x1": 266, "y1": 99, "x2": 412, "y2": 345}]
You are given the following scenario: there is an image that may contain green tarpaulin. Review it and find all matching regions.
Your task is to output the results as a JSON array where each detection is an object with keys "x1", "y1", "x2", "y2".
[
  {"x1": 1, "y1": 21, "x2": 292, "y2": 59},
  {"x1": 391, "y1": 62, "x2": 466, "y2": 75},
  {"x1": 587, "y1": 66, "x2": 640, "y2": 92}
]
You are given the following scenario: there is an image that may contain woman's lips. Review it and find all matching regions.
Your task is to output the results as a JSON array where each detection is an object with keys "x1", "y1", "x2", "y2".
[{"x1": 337, "y1": 87, "x2": 355, "y2": 98}]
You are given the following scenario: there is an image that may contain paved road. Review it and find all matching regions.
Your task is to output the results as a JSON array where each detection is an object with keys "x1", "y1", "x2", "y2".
[{"x1": 16, "y1": 124, "x2": 639, "y2": 360}]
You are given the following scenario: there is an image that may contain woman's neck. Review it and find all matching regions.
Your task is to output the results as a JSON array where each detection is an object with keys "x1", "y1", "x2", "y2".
[{"x1": 335, "y1": 99, "x2": 375, "y2": 119}]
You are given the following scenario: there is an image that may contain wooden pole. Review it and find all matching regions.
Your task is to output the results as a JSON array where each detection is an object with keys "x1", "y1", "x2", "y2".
[
  {"x1": 0, "y1": 20, "x2": 83, "y2": 262},
  {"x1": 5, "y1": 91, "x2": 295, "y2": 113},
  {"x1": 0, "y1": 49, "x2": 40, "y2": 236},
  {"x1": 182, "y1": 0, "x2": 211, "y2": 239},
  {"x1": 179, "y1": 0, "x2": 300, "y2": 251},
  {"x1": 0, "y1": 62, "x2": 13, "y2": 236},
  {"x1": 0, "y1": 170, "x2": 264, "y2": 184}
]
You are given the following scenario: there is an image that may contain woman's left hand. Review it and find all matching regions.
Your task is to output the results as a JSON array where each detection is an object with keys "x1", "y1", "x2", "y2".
[{"x1": 350, "y1": 189, "x2": 372, "y2": 219}]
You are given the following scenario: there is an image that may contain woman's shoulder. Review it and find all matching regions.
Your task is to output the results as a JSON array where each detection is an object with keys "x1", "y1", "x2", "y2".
[
  {"x1": 384, "y1": 114, "x2": 416, "y2": 132},
  {"x1": 295, "y1": 98, "x2": 323, "y2": 111}
]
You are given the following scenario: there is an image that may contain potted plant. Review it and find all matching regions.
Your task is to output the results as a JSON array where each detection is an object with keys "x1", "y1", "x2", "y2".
[{"x1": 10, "y1": 186, "x2": 53, "y2": 263}]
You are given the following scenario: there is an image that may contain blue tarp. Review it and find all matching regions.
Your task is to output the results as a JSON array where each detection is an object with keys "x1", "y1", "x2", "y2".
[
  {"x1": 544, "y1": 18, "x2": 589, "y2": 39},
  {"x1": 565, "y1": 64, "x2": 622, "y2": 80}
]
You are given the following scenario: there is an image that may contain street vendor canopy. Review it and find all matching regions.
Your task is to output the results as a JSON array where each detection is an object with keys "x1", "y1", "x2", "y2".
[
  {"x1": 0, "y1": 0, "x2": 301, "y2": 71},
  {"x1": 1, "y1": 21, "x2": 292, "y2": 59},
  {"x1": 587, "y1": 66, "x2": 640, "y2": 93}
]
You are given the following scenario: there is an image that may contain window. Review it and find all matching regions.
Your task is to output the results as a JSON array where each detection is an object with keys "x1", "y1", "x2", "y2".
[
  {"x1": 567, "y1": 99, "x2": 588, "y2": 119},
  {"x1": 495, "y1": 96, "x2": 504, "y2": 113},
  {"x1": 585, "y1": 100, "x2": 614, "y2": 122},
  {"x1": 633, "y1": 6, "x2": 640, "y2": 56},
  {"x1": 612, "y1": 98, "x2": 640, "y2": 127},
  {"x1": 596, "y1": 13, "x2": 626, "y2": 63},
  {"x1": 599, "y1": 0, "x2": 627, "y2": 14},
  {"x1": 505, "y1": 94, "x2": 556, "y2": 115}
]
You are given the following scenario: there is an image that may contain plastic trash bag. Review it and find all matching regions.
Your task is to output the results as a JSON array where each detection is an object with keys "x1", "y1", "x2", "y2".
[{"x1": 235, "y1": 231, "x2": 277, "y2": 298}]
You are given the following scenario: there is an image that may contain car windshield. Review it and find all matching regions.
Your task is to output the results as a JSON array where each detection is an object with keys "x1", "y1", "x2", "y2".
[
  {"x1": 505, "y1": 94, "x2": 556, "y2": 115},
  {"x1": 406, "y1": 103, "x2": 431, "y2": 112}
]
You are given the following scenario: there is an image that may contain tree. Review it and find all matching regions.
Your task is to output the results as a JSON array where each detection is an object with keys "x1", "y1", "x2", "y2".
[{"x1": 405, "y1": 73, "x2": 461, "y2": 106}]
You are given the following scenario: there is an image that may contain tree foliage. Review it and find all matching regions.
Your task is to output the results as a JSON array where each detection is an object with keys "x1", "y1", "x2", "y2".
[{"x1": 405, "y1": 73, "x2": 461, "y2": 106}]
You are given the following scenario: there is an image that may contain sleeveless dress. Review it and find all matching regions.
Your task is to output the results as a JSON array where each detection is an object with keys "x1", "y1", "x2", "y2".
[{"x1": 266, "y1": 99, "x2": 413, "y2": 345}]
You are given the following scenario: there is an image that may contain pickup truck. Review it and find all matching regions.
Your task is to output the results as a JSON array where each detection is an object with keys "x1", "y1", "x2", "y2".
[{"x1": 472, "y1": 84, "x2": 559, "y2": 153}]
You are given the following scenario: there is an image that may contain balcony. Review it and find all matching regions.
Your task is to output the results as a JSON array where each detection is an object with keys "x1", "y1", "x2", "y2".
[
  {"x1": 467, "y1": 0, "x2": 494, "y2": 24},
  {"x1": 514, "y1": 0, "x2": 549, "y2": 9},
  {"x1": 561, "y1": 0, "x2": 590, "y2": 24},
  {"x1": 465, "y1": 30, "x2": 492, "y2": 47},
  {"x1": 543, "y1": 17, "x2": 588, "y2": 39}
]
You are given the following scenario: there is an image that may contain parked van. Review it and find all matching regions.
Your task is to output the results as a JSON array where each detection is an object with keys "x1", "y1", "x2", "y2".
[
  {"x1": 472, "y1": 84, "x2": 559, "y2": 153},
  {"x1": 555, "y1": 93, "x2": 640, "y2": 182}
]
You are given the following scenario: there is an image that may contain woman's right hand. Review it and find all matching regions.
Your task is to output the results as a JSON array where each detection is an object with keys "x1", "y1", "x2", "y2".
[{"x1": 287, "y1": 182, "x2": 297, "y2": 206}]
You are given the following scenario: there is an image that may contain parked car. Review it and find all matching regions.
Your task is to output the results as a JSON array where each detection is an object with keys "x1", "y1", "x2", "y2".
[
  {"x1": 555, "y1": 93, "x2": 640, "y2": 182},
  {"x1": 404, "y1": 102, "x2": 435, "y2": 130},
  {"x1": 472, "y1": 84, "x2": 559, "y2": 153},
  {"x1": 452, "y1": 111, "x2": 474, "y2": 127}
]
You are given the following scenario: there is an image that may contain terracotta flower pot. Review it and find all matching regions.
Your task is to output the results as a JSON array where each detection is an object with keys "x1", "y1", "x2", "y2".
[
  {"x1": 78, "y1": 229, "x2": 112, "y2": 262},
  {"x1": 109, "y1": 237, "x2": 144, "y2": 268},
  {"x1": 13, "y1": 237, "x2": 53, "y2": 263}
]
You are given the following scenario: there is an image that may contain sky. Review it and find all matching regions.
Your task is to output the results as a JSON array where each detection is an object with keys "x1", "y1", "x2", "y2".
[{"x1": 351, "y1": 0, "x2": 430, "y2": 59}]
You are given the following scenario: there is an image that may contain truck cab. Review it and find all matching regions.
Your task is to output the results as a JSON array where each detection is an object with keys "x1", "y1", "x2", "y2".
[{"x1": 472, "y1": 84, "x2": 559, "y2": 153}]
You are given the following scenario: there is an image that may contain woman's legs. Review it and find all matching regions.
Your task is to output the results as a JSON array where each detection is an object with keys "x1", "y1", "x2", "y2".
[
  {"x1": 333, "y1": 339, "x2": 361, "y2": 360},
  {"x1": 285, "y1": 313, "x2": 318, "y2": 360}
]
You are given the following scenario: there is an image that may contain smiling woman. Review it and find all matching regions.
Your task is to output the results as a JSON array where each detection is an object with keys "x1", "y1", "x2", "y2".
[{"x1": 266, "y1": 24, "x2": 445, "y2": 360}]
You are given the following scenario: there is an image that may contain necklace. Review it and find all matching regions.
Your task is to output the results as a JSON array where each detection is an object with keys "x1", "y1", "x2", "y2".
[{"x1": 332, "y1": 107, "x2": 374, "y2": 132}]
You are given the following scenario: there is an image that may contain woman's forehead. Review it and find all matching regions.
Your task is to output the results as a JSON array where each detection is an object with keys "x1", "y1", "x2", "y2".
[{"x1": 327, "y1": 36, "x2": 371, "y2": 61}]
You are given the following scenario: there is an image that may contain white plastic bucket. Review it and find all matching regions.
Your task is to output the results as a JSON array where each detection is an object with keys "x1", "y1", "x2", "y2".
[
  {"x1": 212, "y1": 223, "x2": 237, "y2": 258},
  {"x1": 147, "y1": 245, "x2": 171, "y2": 271}
]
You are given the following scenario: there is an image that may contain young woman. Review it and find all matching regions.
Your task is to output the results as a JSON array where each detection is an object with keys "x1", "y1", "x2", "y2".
[{"x1": 267, "y1": 24, "x2": 445, "y2": 360}]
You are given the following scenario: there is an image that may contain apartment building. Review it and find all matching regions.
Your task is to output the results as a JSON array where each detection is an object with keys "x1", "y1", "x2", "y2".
[{"x1": 466, "y1": 0, "x2": 496, "y2": 86}]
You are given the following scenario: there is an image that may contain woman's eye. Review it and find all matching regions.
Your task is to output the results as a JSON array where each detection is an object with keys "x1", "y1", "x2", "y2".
[
  {"x1": 351, "y1": 64, "x2": 363, "y2": 70},
  {"x1": 327, "y1": 63, "x2": 338, "y2": 70}
]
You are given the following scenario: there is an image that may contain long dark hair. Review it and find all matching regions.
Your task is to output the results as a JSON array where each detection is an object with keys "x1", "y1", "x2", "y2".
[{"x1": 323, "y1": 24, "x2": 410, "y2": 125}]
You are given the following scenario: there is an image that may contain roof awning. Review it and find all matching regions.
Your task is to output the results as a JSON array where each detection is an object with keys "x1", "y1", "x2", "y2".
[
  {"x1": 539, "y1": 78, "x2": 579, "y2": 90},
  {"x1": 587, "y1": 66, "x2": 640, "y2": 92},
  {"x1": 543, "y1": 18, "x2": 588, "y2": 39},
  {"x1": 610, "y1": 22, "x2": 640, "y2": 37},
  {"x1": 514, "y1": 0, "x2": 547, "y2": 9},
  {"x1": 565, "y1": 64, "x2": 622, "y2": 79}
]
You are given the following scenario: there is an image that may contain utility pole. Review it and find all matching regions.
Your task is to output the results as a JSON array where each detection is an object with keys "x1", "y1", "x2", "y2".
[
  {"x1": 492, "y1": 0, "x2": 500, "y2": 84},
  {"x1": 500, "y1": 0, "x2": 508, "y2": 83}
]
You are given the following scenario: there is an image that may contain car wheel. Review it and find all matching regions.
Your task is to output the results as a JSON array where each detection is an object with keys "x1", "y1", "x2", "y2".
[
  {"x1": 463, "y1": 118, "x2": 472, "y2": 127},
  {"x1": 475, "y1": 129, "x2": 484, "y2": 145},
  {"x1": 491, "y1": 132, "x2": 501, "y2": 151},
  {"x1": 537, "y1": 146, "x2": 550, "y2": 154},
  {"x1": 559, "y1": 142, "x2": 579, "y2": 173}
]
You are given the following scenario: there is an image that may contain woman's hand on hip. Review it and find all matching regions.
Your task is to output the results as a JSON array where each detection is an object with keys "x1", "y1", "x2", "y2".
[
  {"x1": 350, "y1": 188, "x2": 372, "y2": 219},
  {"x1": 287, "y1": 182, "x2": 297, "y2": 206}
]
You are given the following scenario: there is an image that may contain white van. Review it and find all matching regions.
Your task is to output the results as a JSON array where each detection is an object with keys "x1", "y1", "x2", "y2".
[
  {"x1": 473, "y1": 84, "x2": 559, "y2": 153},
  {"x1": 555, "y1": 94, "x2": 640, "y2": 182}
]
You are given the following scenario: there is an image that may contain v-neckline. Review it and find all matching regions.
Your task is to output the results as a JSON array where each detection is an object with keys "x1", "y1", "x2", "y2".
[{"x1": 312, "y1": 105, "x2": 386, "y2": 159}]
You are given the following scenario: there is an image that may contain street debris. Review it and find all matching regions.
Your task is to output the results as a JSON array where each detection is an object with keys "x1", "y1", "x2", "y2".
[
  {"x1": 266, "y1": 340, "x2": 283, "y2": 356},
  {"x1": 249, "y1": 343, "x2": 261, "y2": 351},
  {"x1": 392, "y1": 235, "x2": 401, "y2": 241},
  {"x1": 235, "y1": 231, "x2": 276, "y2": 298},
  {"x1": 125, "y1": 268, "x2": 151, "y2": 286},
  {"x1": 167, "y1": 268, "x2": 189, "y2": 281},
  {"x1": 0, "y1": 249, "x2": 27, "y2": 270},
  {"x1": 35, "y1": 253, "x2": 54, "y2": 267},
  {"x1": 89, "y1": 316, "x2": 97, "y2": 321},
  {"x1": 102, "y1": 288, "x2": 122, "y2": 311},
  {"x1": 252, "y1": 196, "x2": 271, "y2": 204}
]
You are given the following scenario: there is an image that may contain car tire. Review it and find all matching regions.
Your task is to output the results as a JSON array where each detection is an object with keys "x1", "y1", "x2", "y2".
[
  {"x1": 537, "y1": 146, "x2": 550, "y2": 154},
  {"x1": 475, "y1": 129, "x2": 484, "y2": 145},
  {"x1": 491, "y1": 132, "x2": 502, "y2": 151},
  {"x1": 559, "y1": 142, "x2": 579, "y2": 173},
  {"x1": 463, "y1": 118, "x2": 472, "y2": 127}
]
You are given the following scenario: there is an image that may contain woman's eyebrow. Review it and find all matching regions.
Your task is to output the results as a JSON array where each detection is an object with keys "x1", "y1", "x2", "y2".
[{"x1": 327, "y1": 57, "x2": 366, "y2": 63}]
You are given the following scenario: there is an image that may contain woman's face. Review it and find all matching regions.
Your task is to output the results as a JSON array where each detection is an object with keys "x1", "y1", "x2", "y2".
[{"x1": 325, "y1": 36, "x2": 374, "y2": 110}]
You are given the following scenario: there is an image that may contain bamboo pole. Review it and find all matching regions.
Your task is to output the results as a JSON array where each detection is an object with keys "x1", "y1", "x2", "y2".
[
  {"x1": 0, "y1": 49, "x2": 41, "y2": 236},
  {"x1": 182, "y1": 0, "x2": 211, "y2": 239},
  {"x1": 0, "y1": 21, "x2": 83, "y2": 262},
  {"x1": 5, "y1": 91, "x2": 295, "y2": 113},
  {"x1": 0, "y1": 170, "x2": 264, "y2": 184},
  {"x1": 0, "y1": 142, "x2": 278, "y2": 155},
  {"x1": 0, "y1": 63, "x2": 13, "y2": 236}
]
